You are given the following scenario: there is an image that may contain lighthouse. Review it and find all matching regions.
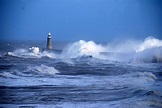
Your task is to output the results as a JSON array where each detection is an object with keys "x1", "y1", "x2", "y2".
[{"x1": 46, "y1": 32, "x2": 52, "y2": 50}]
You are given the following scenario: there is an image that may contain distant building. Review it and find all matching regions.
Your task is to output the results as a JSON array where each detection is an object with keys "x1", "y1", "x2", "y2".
[{"x1": 46, "y1": 32, "x2": 52, "y2": 50}]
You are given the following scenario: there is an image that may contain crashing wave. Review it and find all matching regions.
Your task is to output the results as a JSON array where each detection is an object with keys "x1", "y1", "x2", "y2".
[
  {"x1": 0, "y1": 65, "x2": 59, "y2": 79},
  {"x1": 5, "y1": 47, "x2": 56, "y2": 58},
  {"x1": 5, "y1": 47, "x2": 40, "y2": 58},
  {"x1": 133, "y1": 47, "x2": 162, "y2": 63},
  {"x1": 133, "y1": 37, "x2": 162, "y2": 63},
  {"x1": 4, "y1": 37, "x2": 162, "y2": 63},
  {"x1": 61, "y1": 37, "x2": 162, "y2": 63},
  {"x1": 114, "y1": 72, "x2": 157, "y2": 87},
  {"x1": 29, "y1": 47, "x2": 39, "y2": 55},
  {"x1": 25, "y1": 64, "x2": 59, "y2": 75},
  {"x1": 136, "y1": 36, "x2": 162, "y2": 52},
  {"x1": 42, "y1": 50, "x2": 57, "y2": 58},
  {"x1": 61, "y1": 40, "x2": 106, "y2": 59}
]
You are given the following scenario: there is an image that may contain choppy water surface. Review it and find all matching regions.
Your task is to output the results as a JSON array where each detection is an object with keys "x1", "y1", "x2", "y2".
[{"x1": 0, "y1": 37, "x2": 162, "y2": 108}]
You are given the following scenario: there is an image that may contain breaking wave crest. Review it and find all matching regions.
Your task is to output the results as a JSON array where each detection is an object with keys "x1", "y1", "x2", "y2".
[
  {"x1": 134, "y1": 37, "x2": 162, "y2": 63},
  {"x1": 6, "y1": 47, "x2": 56, "y2": 58},
  {"x1": 61, "y1": 40, "x2": 106, "y2": 59},
  {"x1": 0, "y1": 71, "x2": 156, "y2": 89},
  {"x1": 0, "y1": 65, "x2": 59, "y2": 78},
  {"x1": 25, "y1": 64, "x2": 59, "y2": 75},
  {"x1": 136, "y1": 36, "x2": 162, "y2": 52},
  {"x1": 62, "y1": 37, "x2": 162, "y2": 63}
]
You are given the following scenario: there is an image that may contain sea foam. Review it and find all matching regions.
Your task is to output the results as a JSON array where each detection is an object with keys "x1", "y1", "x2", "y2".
[
  {"x1": 61, "y1": 40, "x2": 106, "y2": 59},
  {"x1": 136, "y1": 36, "x2": 162, "y2": 52},
  {"x1": 61, "y1": 37, "x2": 162, "y2": 63},
  {"x1": 4, "y1": 37, "x2": 162, "y2": 63},
  {"x1": 6, "y1": 47, "x2": 56, "y2": 58},
  {"x1": 25, "y1": 64, "x2": 59, "y2": 75}
]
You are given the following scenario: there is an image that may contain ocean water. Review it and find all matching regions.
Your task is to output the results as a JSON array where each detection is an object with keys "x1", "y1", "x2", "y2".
[{"x1": 0, "y1": 37, "x2": 162, "y2": 108}]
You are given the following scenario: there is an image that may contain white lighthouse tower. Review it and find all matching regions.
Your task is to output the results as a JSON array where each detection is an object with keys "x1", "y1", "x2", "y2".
[{"x1": 46, "y1": 32, "x2": 52, "y2": 50}]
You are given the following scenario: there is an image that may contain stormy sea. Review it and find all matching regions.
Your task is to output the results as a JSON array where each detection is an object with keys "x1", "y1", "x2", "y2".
[{"x1": 0, "y1": 36, "x2": 162, "y2": 108}]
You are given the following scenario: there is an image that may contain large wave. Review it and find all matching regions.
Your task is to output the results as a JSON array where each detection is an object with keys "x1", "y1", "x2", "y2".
[
  {"x1": 61, "y1": 37, "x2": 162, "y2": 63},
  {"x1": 136, "y1": 37, "x2": 162, "y2": 52},
  {"x1": 134, "y1": 37, "x2": 162, "y2": 63},
  {"x1": 25, "y1": 64, "x2": 59, "y2": 75},
  {"x1": 0, "y1": 64, "x2": 59, "y2": 79},
  {"x1": 61, "y1": 40, "x2": 106, "y2": 59}
]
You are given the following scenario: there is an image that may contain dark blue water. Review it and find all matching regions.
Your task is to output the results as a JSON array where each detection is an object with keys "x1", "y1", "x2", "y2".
[{"x1": 0, "y1": 39, "x2": 162, "y2": 108}]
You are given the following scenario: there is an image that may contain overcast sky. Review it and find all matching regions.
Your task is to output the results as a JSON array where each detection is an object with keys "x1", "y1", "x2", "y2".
[{"x1": 0, "y1": 0, "x2": 161, "y2": 42}]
